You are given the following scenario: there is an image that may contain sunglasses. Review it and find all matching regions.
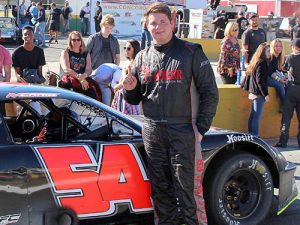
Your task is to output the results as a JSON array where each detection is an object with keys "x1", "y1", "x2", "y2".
[
  {"x1": 71, "y1": 38, "x2": 81, "y2": 42},
  {"x1": 124, "y1": 47, "x2": 132, "y2": 51}
]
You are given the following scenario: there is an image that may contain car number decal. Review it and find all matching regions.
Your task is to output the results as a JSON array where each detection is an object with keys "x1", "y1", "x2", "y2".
[
  {"x1": 0, "y1": 214, "x2": 21, "y2": 225},
  {"x1": 34, "y1": 144, "x2": 153, "y2": 218}
]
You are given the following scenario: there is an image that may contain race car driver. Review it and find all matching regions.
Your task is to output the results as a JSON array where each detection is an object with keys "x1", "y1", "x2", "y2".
[{"x1": 122, "y1": 3, "x2": 219, "y2": 225}]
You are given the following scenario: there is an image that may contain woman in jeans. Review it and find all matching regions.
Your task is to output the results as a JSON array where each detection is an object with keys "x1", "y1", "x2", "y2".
[
  {"x1": 268, "y1": 39, "x2": 287, "y2": 106},
  {"x1": 217, "y1": 22, "x2": 240, "y2": 84},
  {"x1": 247, "y1": 43, "x2": 270, "y2": 136}
]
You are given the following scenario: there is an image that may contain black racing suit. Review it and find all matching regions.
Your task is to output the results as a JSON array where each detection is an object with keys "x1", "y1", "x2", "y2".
[
  {"x1": 124, "y1": 36, "x2": 219, "y2": 225},
  {"x1": 278, "y1": 52, "x2": 300, "y2": 147}
]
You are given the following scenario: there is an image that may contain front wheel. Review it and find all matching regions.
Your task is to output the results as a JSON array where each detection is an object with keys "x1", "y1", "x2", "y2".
[{"x1": 206, "y1": 153, "x2": 274, "y2": 225}]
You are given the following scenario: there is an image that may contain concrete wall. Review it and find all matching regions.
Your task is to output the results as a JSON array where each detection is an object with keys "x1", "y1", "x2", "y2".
[
  {"x1": 185, "y1": 38, "x2": 293, "y2": 60},
  {"x1": 214, "y1": 85, "x2": 298, "y2": 138}
]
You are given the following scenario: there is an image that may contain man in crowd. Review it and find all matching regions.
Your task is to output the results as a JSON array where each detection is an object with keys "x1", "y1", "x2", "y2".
[
  {"x1": 274, "y1": 38, "x2": 300, "y2": 148},
  {"x1": 292, "y1": 17, "x2": 300, "y2": 40},
  {"x1": 34, "y1": 2, "x2": 47, "y2": 47},
  {"x1": 61, "y1": 1, "x2": 73, "y2": 36},
  {"x1": 122, "y1": 2, "x2": 218, "y2": 225},
  {"x1": 12, "y1": 26, "x2": 46, "y2": 83},
  {"x1": 211, "y1": 10, "x2": 228, "y2": 39},
  {"x1": 86, "y1": 14, "x2": 120, "y2": 70},
  {"x1": 12, "y1": 26, "x2": 46, "y2": 113},
  {"x1": 94, "y1": 1, "x2": 102, "y2": 32},
  {"x1": 289, "y1": 13, "x2": 297, "y2": 40},
  {"x1": 16, "y1": 0, "x2": 27, "y2": 25},
  {"x1": 263, "y1": 11, "x2": 278, "y2": 41},
  {"x1": 0, "y1": 30, "x2": 12, "y2": 82},
  {"x1": 80, "y1": 2, "x2": 91, "y2": 36},
  {"x1": 242, "y1": 13, "x2": 266, "y2": 63},
  {"x1": 236, "y1": 11, "x2": 249, "y2": 39}
]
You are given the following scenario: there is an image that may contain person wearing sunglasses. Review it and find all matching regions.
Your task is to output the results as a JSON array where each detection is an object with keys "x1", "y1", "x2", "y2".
[
  {"x1": 59, "y1": 31, "x2": 101, "y2": 101},
  {"x1": 217, "y1": 22, "x2": 241, "y2": 84},
  {"x1": 111, "y1": 40, "x2": 141, "y2": 115}
]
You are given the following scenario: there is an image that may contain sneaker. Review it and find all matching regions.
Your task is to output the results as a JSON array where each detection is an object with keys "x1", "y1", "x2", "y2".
[
  {"x1": 49, "y1": 37, "x2": 54, "y2": 44},
  {"x1": 273, "y1": 142, "x2": 287, "y2": 148}
]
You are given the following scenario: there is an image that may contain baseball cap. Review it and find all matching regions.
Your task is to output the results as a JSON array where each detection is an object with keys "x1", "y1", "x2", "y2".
[
  {"x1": 249, "y1": 13, "x2": 259, "y2": 20},
  {"x1": 291, "y1": 38, "x2": 300, "y2": 48}
]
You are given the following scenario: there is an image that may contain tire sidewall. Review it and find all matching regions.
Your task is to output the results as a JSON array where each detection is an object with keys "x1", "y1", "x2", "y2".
[{"x1": 208, "y1": 153, "x2": 273, "y2": 225}]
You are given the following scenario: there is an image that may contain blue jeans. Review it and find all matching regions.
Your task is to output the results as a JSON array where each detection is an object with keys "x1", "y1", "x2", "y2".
[
  {"x1": 267, "y1": 77, "x2": 285, "y2": 104},
  {"x1": 81, "y1": 18, "x2": 89, "y2": 36},
  {"x1": 141, "y1": 28, "x2": 151, "y2": 49},
  {"x1": 34, "y1": 21, "x2": 46, "y2": 46},
  {"x1": 62, "y1": 19, "x2": 69, "y2": 34},
  {"x1": 248, "y1": 96, "x2": 265, "y2": 136}
]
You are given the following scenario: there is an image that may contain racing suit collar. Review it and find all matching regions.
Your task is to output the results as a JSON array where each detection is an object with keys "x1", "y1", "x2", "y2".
[{"x1": 153, "y1": 35, "x2": 176, "y2": 52}]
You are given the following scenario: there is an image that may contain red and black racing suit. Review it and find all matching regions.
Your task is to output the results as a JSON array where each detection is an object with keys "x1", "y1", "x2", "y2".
[{"x1": 124, "y1": 36, "x2": 219, "y2": 225}]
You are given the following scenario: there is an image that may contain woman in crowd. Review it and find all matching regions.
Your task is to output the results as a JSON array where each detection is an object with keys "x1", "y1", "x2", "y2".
[
  {"x1": 60, "y1": 31, "x2": 100, "y2": 100},
  {"x1": 111, "y1": 40, "x2": 141, "y2": 115},
  {"x1": 268, "y1": 39, "x2": 287, "y2": 106},
  {"x1": 217, "y1": 22, "x2": 240, "y2": 84},
  {"x1": 247, "y1": 42, "x2": 270, "y2": 136},
  {"x1": 92, "y1": 63, "x2": 122, "y2": 105}
]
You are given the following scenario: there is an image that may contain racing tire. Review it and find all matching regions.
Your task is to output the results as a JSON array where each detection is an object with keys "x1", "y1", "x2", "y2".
[{"x1": 206, "y1": 152, "x2": 274, "y2": 225}]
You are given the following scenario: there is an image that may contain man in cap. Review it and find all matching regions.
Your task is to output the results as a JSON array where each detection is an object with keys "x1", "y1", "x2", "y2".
[
  {"x1": 274, "y1": 38, "x2": 300, "y2": 148},
  {"x1": 263, "y1": 11, "x2": 278, "y2": 41},
  {"x1": 242, "y1": 13, "x2": 266, "y2": 63},
  {"x1": 236, "y1": 11, "x2": 249, "y2": 39}
]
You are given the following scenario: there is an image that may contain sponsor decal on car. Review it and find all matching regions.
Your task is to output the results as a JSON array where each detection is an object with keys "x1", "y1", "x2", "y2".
[
  {"x1": 226, "y1": 134, "x2": 254, "y2": 143},
  {"x1": 34, "y1": 144, "x2": 152, "y2": 218},
  {"x1": 6, "y1": 93, "x2": 60, "y2": 99},
  {"x1": 0, "y1": 214, "x2": 21, "y2": 225}
]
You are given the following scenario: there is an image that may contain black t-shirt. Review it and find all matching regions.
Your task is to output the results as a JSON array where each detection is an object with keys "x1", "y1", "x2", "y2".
[
  {"x1": 62, "y1": 6, "x2": 71, "y2": 20},
  {"x1": 50, "y1": 8, "x2": 61, "y2": 22},
  {"x1": 12, "y1": 46, "x2": 46, "y2": 76},
  {"x1": 96, "y1": 5, "x2": 102, "y2": 21},
  {"x1": 37, "y1": 8, "x2": 46, "y2": 22},
  {"x1": 212, "y1": 16, "x2": 228, "y2": 29},
  {"x1": 292, "y1": 25, "x2": 300, "y2": 39},
  {"x1": 237, "y1": 17, "x2": 249, "y2": 38},
  {"x1": 102, "y1": 37, "x2": 114, "y2": 63},
  {"x1": 289, "y1": 17, "x2": 296, "y2": 28},
  {"x1": 283, "y1": 53, "x2": 300, "y2": 84},
  {"x1": 242, "y1": 28, "x2": 266, "y2": 55},
  {"x1": 269, "y1": 56, "x2": 279, "y2": 76},
  {"x1": 67, "y1": 49, "x2": 87, "y2": 74}
]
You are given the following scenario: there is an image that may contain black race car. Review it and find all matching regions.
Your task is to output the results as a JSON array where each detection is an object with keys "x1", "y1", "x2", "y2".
[{"x1": 0, "y1": 83, "x2": 298, "y2": 225}]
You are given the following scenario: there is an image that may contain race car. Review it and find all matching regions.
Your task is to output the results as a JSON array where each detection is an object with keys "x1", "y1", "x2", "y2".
[{"x1": 0, "y1": 83, "x2": 298, "y2": 225}]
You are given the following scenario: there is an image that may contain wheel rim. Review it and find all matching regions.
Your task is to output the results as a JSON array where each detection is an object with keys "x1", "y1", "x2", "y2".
[{"x1": 223, "y1": 169, "x2": 261, "y2": 218}]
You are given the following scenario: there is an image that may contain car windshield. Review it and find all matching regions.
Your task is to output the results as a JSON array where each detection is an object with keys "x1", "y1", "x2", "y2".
[{"x1": 1, "y1": 97, "x2": 140, "y2": 144}]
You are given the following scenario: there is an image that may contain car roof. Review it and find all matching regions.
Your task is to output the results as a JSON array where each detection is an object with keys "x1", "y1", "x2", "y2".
[{"x1": 0, "y1": 83, "x2": 94, "y2": 102}]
